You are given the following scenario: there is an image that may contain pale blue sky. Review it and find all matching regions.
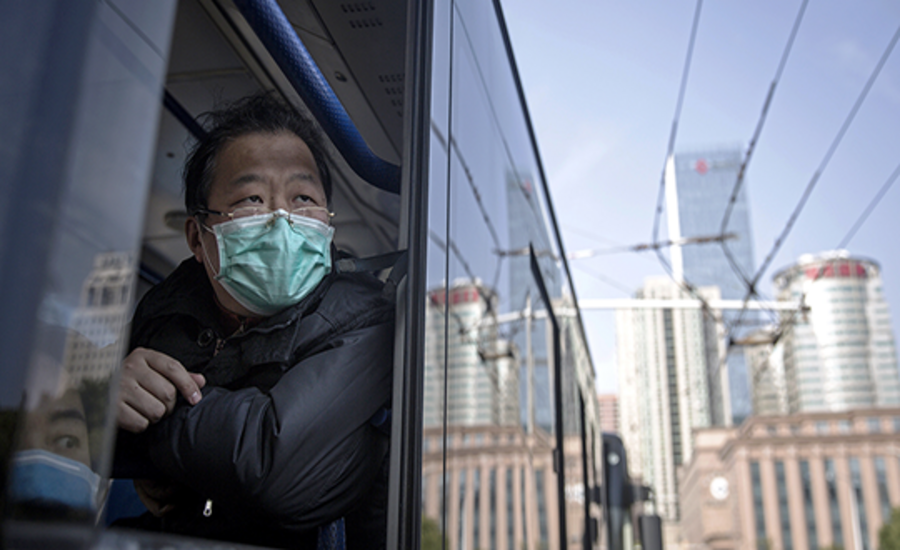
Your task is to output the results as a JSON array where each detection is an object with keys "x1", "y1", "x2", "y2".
[{"x1": 500, "y1": 0, "x2": 900, "y2": 393}]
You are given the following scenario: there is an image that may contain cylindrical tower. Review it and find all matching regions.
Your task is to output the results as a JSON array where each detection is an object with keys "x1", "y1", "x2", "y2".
[{"x1": 773, "y1": 250, "x2": 900, "y2": 412}]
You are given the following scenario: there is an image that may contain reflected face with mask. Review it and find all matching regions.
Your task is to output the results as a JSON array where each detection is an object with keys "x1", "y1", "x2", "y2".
[
  {"x1": 22, "y1": 388, "x2": 91, "y2": 467},
  {"x1": 10, "y1": 387, "x2": 100, "y2": 511},
  {"x1": 186, "y1": 131, "x2": 334, "y2": 318}
]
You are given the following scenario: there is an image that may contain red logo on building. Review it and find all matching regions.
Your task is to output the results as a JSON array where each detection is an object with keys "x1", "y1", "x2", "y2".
[{"x1": 695, "y1": 159, "x2": 709, "y2": 175}]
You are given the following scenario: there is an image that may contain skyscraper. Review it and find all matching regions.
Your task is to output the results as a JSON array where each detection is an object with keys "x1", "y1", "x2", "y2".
[
  {"x1": 666, "y1": 147, "x2": 756, "y2": 424},
  {"x1": 617, "y1": 277, "x2": 725, "y2": 521},
  {"x1": 772, "y1": 251, "x2": 900, "y2": 411}
]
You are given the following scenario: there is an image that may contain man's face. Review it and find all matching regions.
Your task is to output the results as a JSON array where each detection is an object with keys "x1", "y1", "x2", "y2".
[{"x1": 186, "y1": 131, "x2": 328, "y2": 317}]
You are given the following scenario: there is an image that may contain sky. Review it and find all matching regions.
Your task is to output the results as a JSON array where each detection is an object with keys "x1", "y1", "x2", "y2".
[{"x1": 499, "y1": 0, "x2": 900, "y2": 394}]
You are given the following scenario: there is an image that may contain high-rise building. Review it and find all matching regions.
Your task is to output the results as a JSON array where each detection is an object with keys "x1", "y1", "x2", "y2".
[
  {"x1": 597, "y1": 393, "x2": 619, "y2": 434},
  {"x1": 616, "y1": 277, "x2": 726, "y2": 522},
  {"x1": 507, "y1": 171, "x2": 562, "y2": 433},
  {"x1": 423, "y1": 280, "x2": 520, "y2": 428},
  {"x1": 771, "y1": 251, "x2": 900, "y2": 412},
  {"x1": 666, "y1": 148, "x2": 756, "y2": 424}
]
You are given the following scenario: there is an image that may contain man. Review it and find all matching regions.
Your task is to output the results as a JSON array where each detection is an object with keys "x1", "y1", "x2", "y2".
[{"x1": 113, "y1": 93, "x2": 394, "y2": 549}]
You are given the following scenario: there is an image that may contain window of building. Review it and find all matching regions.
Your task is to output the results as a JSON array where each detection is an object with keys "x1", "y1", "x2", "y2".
[
  {"x1": 506, "y1": 469, "x2": 514, "y2": 550},
  {"x1": 473, "y1": 469, "x2": 480, "y2": 548},
  {"x1": 838, "y1": 420, "x2": 851, "y2": 433},
  {"x1": 519, "y1": 468, "x2": 527, "y2": 545},
  {"x1": 868, "y1": 417, "x2": 881, "y2": 433},
  {"x1": 875, "y1": 457, "x2": 892, "y2": 524},
  {"x1": 458, "y1": 468, "x2": 467, "y2": 550},
  {"x1": 751, "y1": 462, "x2": 767, "y2": 550},
  {"x1": 535, "y1": 469, "x2": 548, "y2": 548},
  {"x1": 489, "y1": 469, "x2": 496, "y2": 549},
  {"x1": 800, "y1": 461, "x2": 818, "y2": 550},
  {"x1": 776, "y1": 461, "x2": 793, "y2": 550},
  {"x1": 817, "y1": 421, "x2": 830, "y2": 434},
  {"x1": 849, "y1": 458, "x2": 869, "y2": 550},
  {"x1": 825, "y1": 459, "x2": 844, "y2": 549}
]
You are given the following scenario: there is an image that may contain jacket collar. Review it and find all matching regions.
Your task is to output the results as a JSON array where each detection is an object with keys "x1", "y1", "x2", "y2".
[{"x1": 139, "y1": 259, "x2": 332, "y2": 337}]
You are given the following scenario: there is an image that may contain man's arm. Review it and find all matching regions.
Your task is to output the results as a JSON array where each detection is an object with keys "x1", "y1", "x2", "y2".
[{"x1": 144, "y1": 320, "x2": 393, "y2": 530}]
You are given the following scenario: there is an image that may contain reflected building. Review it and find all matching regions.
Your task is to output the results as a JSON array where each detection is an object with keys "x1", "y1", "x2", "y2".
[
  {"x1": 64, "y1": 252, "x2": 135, "y2": 384},
  {"x1": 616, "y1": 277, "x2": 726, "y2": 523},
  {"x1": 421, "y1": 425, "x2": 559, "y2": 550},
  {"x1": 666, "y1": 148, "x2": 756, "y2": 424},
  {"x1": 423, "y1": 280, "x2": 520, "y2": 428},
  {"x1": 506, "y1": 171, "x2": 562, "y2": 434},
  {"x1": 769, "y1": 251, "x2": 900, "y2": 412},
  {"x1": 597, "y1": 394, "x2": 619, "y2": 434},
  {"x1": 741, "y1": 327, "x2": 791, "y2": 416}
]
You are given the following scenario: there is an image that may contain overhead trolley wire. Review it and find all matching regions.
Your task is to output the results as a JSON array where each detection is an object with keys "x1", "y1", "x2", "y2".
[
  {"x1": 717, "y1": 0, "x2": 810, "y2": 342},
  {"x1": 730, "y1": 19, "x2": 900, "y2": 345},
  {"x1": 836, "y1": 159, "x2": 900, "y2": 251},
  {"x1": 775, "y1": 158, "x2": 900, "y2": 341},
  {"x1": 720, "y1": 0, "x2": 809, "y2": 289},
  {"x1": 650, "y1": 0, "x2": 726, "y2": 326},
  {"x1": 651, "y1": 0, "x2": 703, "y2": 258}
]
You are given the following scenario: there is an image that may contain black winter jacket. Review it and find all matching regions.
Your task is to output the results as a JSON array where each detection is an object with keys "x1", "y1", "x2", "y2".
[{"x1": 113, "y1": 258, "x2": 394, "y2": 549}]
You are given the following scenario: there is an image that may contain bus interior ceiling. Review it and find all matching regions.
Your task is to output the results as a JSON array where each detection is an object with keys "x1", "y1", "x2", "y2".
[{"x1": 142, "y1": 0, "x2": 406, "y2": 278}]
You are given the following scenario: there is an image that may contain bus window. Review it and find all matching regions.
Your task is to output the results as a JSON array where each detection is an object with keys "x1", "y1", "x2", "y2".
[
  {"x1": 421, "y1": 1, "x2": 600, "y2": 549},
  {"x1": 0, "y1": 0, "x2": 178, "y2": 535}
]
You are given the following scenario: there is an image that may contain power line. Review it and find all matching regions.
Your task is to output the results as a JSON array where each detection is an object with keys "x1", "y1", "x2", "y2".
[
  {"x1": 716, "y1": 0, "x2": 811, "y2": 346},
  {"x1": 651, "y1": 0, "x2": 704, "y2": 261},
  {"x1": 836, "y1": 159, "x2": 900, "y2": 250},
  {"x1": 720, "y1": 0, "x2": 809, "y2": 287},
  {"x1": 736, "y1": 20, "x2": 900, "y2": 315},
  {"x1": 773, "y1": 159, "x2": 900, "y2": 343},
  {"x1": 647, "y1": 0, "x2": 728, "y2": 328}
]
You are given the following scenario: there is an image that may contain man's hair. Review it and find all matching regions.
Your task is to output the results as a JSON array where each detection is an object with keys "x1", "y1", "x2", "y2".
[{"x1": 183, "y1": 93, "x2": 332, "y2": 214}]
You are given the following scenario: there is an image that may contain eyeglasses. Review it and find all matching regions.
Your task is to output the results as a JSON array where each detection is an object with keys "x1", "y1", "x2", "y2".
[{"x1": 194, "y1": 205, "x2": 334, "y2": 225}]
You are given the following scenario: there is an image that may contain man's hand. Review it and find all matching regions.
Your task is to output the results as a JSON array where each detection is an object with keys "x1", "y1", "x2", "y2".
[{"x1": 117, "y1": 347, "x2": 206, "y2": 433}]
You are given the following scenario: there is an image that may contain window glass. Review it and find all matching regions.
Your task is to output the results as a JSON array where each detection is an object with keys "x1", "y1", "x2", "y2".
[
  {"x1": 0, "y1": 0, "x2": 176, "y2": 527},
  {"x1": 423, "y1": 0, "x2": 596, "y2": 547}
]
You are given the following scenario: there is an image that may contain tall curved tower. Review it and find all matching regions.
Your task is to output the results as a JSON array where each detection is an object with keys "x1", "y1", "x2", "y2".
[{"x1": 773, "y1": 251, "x2": 900, "y2": 411}]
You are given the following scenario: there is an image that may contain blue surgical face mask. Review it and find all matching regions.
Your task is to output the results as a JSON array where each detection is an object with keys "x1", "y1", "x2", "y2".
[
  {"x1": 202, "y1": 210, "x2": 334, "y2": 316},
  {"x1": 7, "y1": 449, "x2": 100, "y2": 510}
]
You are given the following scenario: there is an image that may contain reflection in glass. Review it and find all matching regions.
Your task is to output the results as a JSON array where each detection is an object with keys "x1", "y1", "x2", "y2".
[{"x1": 7, "y1": 252, "x2": 133, "y2": 520}]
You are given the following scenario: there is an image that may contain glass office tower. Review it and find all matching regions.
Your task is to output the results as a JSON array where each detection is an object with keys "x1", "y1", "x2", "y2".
[{"x1": 666, "y1": 147, "x2": 756, "y2": 424}]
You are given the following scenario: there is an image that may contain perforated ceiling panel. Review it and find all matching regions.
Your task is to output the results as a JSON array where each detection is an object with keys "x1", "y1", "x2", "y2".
[{"x1": 304, "y1": 0, "x2": 407, "y2": 155}]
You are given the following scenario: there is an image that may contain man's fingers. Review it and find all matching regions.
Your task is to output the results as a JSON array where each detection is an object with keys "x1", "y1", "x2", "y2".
[
  {"x1": 117, "y1": 348, "x2": 205, "y2": 433},
  {"x1": 118, "y1": 401, "x2": 150, "y2": 433},
  {"x1": 190, "y1": 372, "x2": 206, "y2": 389},
  {"x1": 136, "y1": 348, "x2": 203, "y2": 406}
]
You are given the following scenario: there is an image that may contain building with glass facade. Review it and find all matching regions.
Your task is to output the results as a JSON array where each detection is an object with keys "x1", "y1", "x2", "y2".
[
  {"x1": 679, "y1": 408, "x2": 900, "y2": 550},
  {"x1": 666, "y1": 148, "x2": 756, "y2": 424},
  {"x1": 772, "y1": 251, "x2": 900, "y2": 412}
]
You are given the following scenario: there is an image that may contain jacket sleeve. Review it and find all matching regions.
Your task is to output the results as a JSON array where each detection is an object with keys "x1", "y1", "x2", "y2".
[{"x1": 144, "y1": 318, "x2": 393, "y2": 531}]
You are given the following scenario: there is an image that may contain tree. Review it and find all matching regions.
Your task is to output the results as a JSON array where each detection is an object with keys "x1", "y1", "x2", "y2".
[
  {"x1": 880, "y1": 507, "x2": 900, "y2": 550},
  {"x1": 422, "y1": 515, "x2": 448, "y2": 550}
]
